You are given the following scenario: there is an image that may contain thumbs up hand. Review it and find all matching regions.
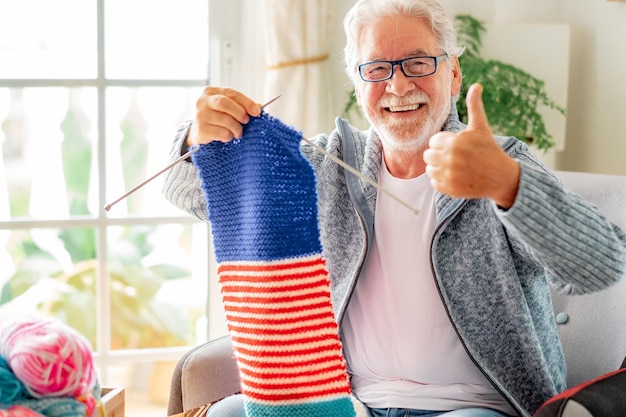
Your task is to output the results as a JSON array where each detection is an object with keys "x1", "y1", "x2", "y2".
[{"x1": 423, "y1": 83, "x2": 521, "y2": 209}]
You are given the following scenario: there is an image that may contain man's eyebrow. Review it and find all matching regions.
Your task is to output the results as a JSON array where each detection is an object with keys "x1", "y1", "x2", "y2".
[{"x1": 363, "y1": 49, "x2": 433, "y2": 62}]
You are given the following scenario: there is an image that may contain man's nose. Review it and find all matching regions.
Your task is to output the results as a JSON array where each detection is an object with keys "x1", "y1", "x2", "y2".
[{"x1": 385, "y1": 64, "x2": 416, "y2": 96}]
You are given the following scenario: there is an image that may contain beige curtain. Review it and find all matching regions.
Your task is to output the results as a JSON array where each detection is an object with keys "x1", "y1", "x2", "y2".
[{"x1": 262, "y1": 0, "x2": 336, "y2": 138}]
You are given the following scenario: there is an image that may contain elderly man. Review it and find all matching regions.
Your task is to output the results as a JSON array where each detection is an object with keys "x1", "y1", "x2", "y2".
[{"x1": 163, "y1": 0, "x2": 626, "y2": 416}]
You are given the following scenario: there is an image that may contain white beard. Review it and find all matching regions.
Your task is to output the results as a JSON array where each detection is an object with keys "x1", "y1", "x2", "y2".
[
  {"x1": 365, "y1": 90, "x2": 451, "y2": 154},
  {"x1": 373, "y1": 116, "x2": 436, "y2": 154}
]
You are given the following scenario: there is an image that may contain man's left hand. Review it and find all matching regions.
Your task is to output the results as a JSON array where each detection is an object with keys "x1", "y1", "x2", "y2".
[{"x1": 423, "y1": 83, "x2": 520, "y2": 209}]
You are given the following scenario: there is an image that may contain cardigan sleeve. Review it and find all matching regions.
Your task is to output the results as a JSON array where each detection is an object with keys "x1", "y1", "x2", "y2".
[
  {"x1": 496, "y1": 160, "x2": 626, "y2": 295},
  {"x1": 161, "y1": 120, "x2": 209, "y2": 221}
]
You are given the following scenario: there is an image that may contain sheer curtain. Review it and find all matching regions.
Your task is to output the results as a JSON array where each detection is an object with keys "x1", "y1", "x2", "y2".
[{"x1": 262, "y1": 0, "x2": 337, "y2": 138}]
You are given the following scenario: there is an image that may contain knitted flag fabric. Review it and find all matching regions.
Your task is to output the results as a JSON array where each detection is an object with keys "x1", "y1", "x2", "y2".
[{"x1": 191, "y1": 112, "x2": 356, "y2": 417}]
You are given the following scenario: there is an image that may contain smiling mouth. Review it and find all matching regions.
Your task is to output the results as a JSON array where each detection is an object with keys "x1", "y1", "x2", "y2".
[{"x1": 386, "y1": 103, "x2": 423, "y2": 112}]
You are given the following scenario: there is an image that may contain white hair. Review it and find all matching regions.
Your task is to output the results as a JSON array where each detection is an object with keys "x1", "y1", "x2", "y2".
[{"x1": 343, "y1": 0, "x2": 465, "y2": 82}]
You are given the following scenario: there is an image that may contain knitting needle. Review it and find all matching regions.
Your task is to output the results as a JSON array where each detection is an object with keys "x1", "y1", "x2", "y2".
[
  {"x1": 300, "y1": 137, "x2": 419, "y2": 215},
  {"x1": 104, "y1": 93, "x2": 418, "y2": 215},
  {"x1": 104, "y1": 95, "x2": 282, "y2": 211}
]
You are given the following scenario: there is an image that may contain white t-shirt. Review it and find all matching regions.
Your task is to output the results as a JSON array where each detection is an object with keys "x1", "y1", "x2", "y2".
[{"x1": 341, "y1": 161, "x2": 514, "y2": 414}]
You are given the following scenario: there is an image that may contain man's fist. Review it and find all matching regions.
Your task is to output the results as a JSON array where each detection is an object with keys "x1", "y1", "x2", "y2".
[
  {"x1": 423, "y1": 83, "x2": 520, "y2": 209},
  {"x1": 188, "y1": 87, "x2": 261, "y2": 146}
]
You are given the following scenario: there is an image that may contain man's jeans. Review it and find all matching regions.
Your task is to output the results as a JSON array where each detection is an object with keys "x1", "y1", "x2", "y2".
[
  {"x1": 206, "y1": 394, "x2": 513, "y2": 417},
  {"x1": 369, "y1": 407, "x2": 512, "y2": 417}
]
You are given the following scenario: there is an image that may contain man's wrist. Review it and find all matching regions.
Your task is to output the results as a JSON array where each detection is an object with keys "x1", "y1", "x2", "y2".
[{"x1": 492, "y1": 158, "x2": 521, "y2": 210}]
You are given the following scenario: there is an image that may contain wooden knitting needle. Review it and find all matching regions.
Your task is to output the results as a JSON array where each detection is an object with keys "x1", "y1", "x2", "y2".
[{"x1": 104, "y1": 95, "x2": 282, "y2": 211}]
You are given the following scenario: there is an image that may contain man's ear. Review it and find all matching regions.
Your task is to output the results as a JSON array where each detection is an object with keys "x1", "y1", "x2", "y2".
[
  {"x1": 354, "y1": 85, "x2": 362, "y2": 106},
  {"x1": 450, "y1": 55, "x2": 462, "y2": 97}
]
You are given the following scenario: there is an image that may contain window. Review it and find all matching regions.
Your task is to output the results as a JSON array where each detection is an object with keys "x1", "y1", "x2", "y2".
[{"x1": 0, "y1": 0, "x2": 214, "y2": 414}]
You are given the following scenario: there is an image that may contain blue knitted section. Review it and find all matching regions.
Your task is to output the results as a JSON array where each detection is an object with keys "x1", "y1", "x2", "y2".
[
  {"x1": 245, "y1": 397, "x2": 356, "y2": 417},
  {"x1": 191, "y1": 112, "x2": 322, "y2": 262}
]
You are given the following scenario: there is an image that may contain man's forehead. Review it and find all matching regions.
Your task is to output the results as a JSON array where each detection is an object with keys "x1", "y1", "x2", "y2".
[
  {"x1": 356, "y1": 17, "x2": 439, "y2": 60},
  {"x1": 360, "y1": 47, "x2": 437, "y2": 62}
]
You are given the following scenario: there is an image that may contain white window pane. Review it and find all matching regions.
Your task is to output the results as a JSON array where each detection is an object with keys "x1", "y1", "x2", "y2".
[
  {"x1": 0, "y1": 0, "x2": 97, "y2": 79},
  {"x1": 107, "y1": 223, "x2": 207, "y2": 350},
  {"x1": 105, "y1": 0, "x2": 209, "y2": 80},
  {"x1": 0, "y1": 223, "x2": 208, "y2": 351},
  {"x1": 0, "y1": 87, "x2": 98, "y2": 220},
  {"x1": 104, "y1": 86, "x2": 200, "y2": 217},
  {"x1": 0, "y1": 227, "x2": 98, "y2": 336}
]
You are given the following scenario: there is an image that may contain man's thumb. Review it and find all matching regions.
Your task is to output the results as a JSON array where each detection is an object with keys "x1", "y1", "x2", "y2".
[{"x1": 466, "y1": 83, "x2": 490, "y2": 131}]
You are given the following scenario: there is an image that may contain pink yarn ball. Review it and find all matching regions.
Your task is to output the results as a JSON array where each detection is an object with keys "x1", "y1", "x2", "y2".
[{"x1": 0, "y1": 317, "x2": 96, "y2": 399}]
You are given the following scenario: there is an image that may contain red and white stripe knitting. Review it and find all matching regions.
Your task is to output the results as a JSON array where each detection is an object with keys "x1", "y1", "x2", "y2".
[{"x1": 220, "y1": 257, "x2": 352, "y2": 403}]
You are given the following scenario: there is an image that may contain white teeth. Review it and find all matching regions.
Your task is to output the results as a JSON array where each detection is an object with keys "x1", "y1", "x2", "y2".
[{"x1": 388, "y1": 104, "x2": 421, "y2": 112}]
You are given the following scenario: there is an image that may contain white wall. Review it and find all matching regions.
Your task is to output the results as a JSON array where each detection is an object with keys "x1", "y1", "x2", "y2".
[{"x1": 555, "y1": 1, "x2": 626, "y2": 175}]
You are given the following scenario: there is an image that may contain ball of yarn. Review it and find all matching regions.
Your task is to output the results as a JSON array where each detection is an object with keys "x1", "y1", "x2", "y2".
[
  {"x1": 0, "y1": 405, "x2": 46, "y2": 417},
  {"x1": 0, "y1": 356, "x2": 29, "y2": 402},
  {"x1": 0, "y1": 317, "x2": 96, "y2": 399}
]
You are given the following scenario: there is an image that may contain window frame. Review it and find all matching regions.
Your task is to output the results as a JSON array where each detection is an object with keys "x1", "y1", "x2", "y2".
[{"x1": 0, "y1": 0, "x2": 244, "y2": 390}]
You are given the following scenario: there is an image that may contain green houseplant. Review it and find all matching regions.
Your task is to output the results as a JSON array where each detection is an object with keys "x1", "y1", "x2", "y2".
[{"x1": 343, "y1": 14, "x2": 566, "y2": 152}]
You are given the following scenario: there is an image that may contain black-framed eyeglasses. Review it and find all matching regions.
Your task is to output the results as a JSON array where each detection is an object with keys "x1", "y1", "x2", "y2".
[{"x1": 358, "y1": 54, "x2": 448, "y2": 82}]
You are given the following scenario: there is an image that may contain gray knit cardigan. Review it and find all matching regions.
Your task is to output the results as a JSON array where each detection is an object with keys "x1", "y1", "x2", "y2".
[{"x1": 162, "y1": 107, "x2": 626, "y2": 417}]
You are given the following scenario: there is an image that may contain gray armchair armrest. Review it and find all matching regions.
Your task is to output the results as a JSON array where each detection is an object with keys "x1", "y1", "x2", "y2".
[
  {"x1": 168, "y1": 335, "x2": 240, "y2": 415},
  {"x1": 552, "y1": 171, "x2": 626, "y2": 387}
]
